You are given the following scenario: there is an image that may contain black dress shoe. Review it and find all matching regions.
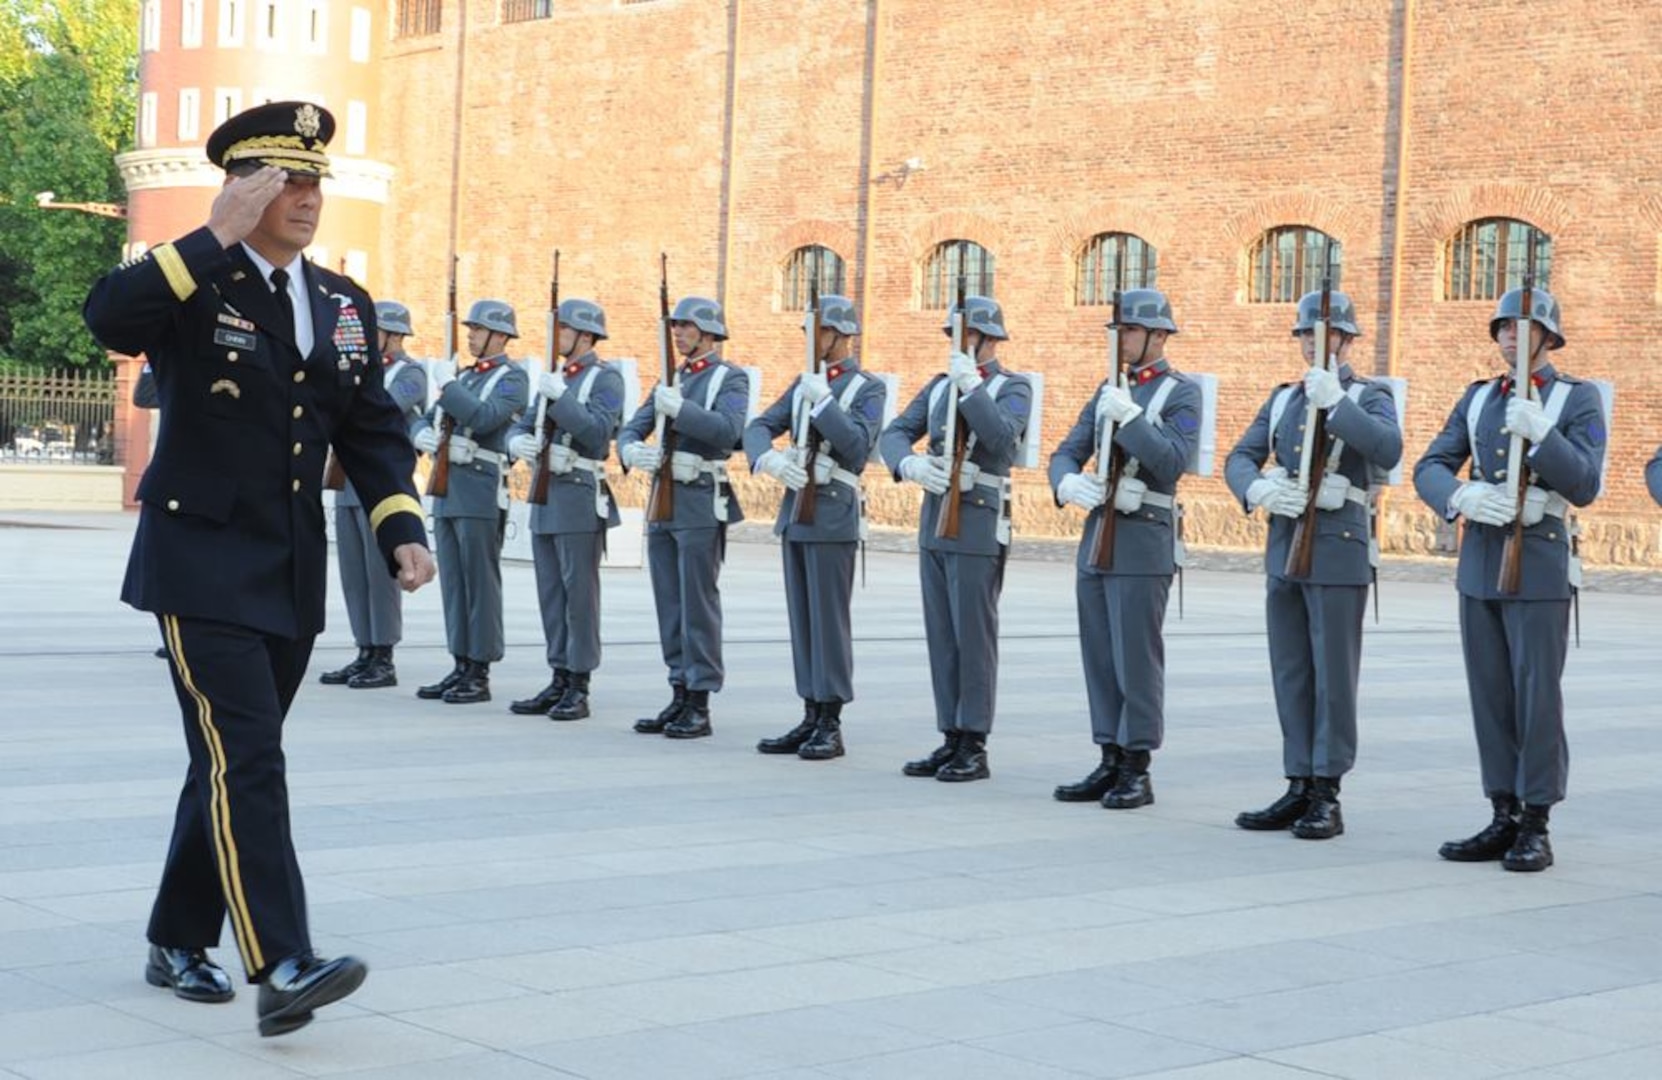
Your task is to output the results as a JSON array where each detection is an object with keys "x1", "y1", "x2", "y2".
[
  {"x1": 348, "y1": 647, "x2": 396, "y2": 689},
  {"x1": 636, "y1": 684, "x2": 687, "y2": 733},
  {"x1": 1054, "y1": 745, "x2": 1121, "y2": 802},
  {"x1": 256, "y1": 953, "x2": 368, "y2": 1037},
  {"x1": 511, "y1": 670, "x2": 569, "y2": 715},
  {"x1": 1439, "y1": 795, "x2": 1520, "y2": 862},
  {"x1": 1102, "y1": 750, "x2": 1153, "y2": 809},
  {"x1": 145, "y1": 945, "x2": 235, "y2": 1003},
  {"x1": 547, "y1": 672, "x2": 591, "y2": 721},
  {"x1": 1501, "y1": 805, "x2": 1554, "y2": 872},
  {"x1": 798, "y1": 703, "x2": 845, "y2": 760},
  {"x1": 935, "y1": 733, "x2": 989, "y2": 783},
  {"x1": 417, "y1": 657, "x2": 467, "y2": 700},
  {"x1": 1291, "y1": 778, "x2": 1344, "y2": 839},
  {"x1": 664, "y1": 690, "x2": 712, "y2": 739},
  {"x1": 1236, "y1": 778, "x2": 1311, "y2": 830},
  {"x1": 442, "y1": 660, "x2": 491, "y2": 704},
  {"x1": 757, "y1": 702, "x2": 818, "y2": 754},
  {"x1": 902, "y1": 732, "x2": 961, "y2": 777},
  {"x1": 320, "y1": 647, "x2": 372, "y2": 686}
]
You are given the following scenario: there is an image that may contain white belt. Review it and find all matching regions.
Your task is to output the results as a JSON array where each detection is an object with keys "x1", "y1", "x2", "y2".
[
  {"x1": 973, "y1": 474, "x2": 1010, "y2": 495},
  {"x1": 822, "y1": 466, "x2": 861, "y2": 489},
  {"x1": 1139, "y1": 491, "x2": 1175, "y2": 510},
  {"x1": 569, "y1": 457, "x2": 603, "y2": 475},
  {"x1": 473, "y1": 448, "x2": 505, "y2": 468},
  {"x1": 671, "y1": 451, "x2": 729, "y2": 482}
]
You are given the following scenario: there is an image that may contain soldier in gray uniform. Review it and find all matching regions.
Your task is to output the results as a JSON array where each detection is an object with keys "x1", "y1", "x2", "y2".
[
  {"x1": 879, "y1": 297, "x2": 1031, "y2": 782},
  {"x1": 320, "y1": 300, "x2": 428, "y2": 690},
  {"x1": 617, "y1": 296, "x2": 750, "y2": 739},
  {"x1": 1414, "y1": 287, "x2": 1605, "y2": 872},
  {"x1": 1225, "y1": 290, "x2": 1402, "y2": 839},
  {"x1": 1050, "y1": 289, "x2": 1202, "y2": 810},
  {"x1": 743, "y1": 294, "x2": 887, "y2": 760},
  {"x1": 505, "y1": 299, "x2": 623, "y2": 721},
  {"x1": 1647, "y1": 447, "x2": 1662, "y2": 506},
  {"x1": 411, "y1": 299, "x2": 529, "y2": 704}
]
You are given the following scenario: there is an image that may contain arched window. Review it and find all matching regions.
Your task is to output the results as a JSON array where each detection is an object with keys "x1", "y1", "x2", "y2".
[
  {"x1": 1444, "y1": 218, "x2": 1552, "y2": 301},
  {"x1": 781, "y1": 245, "x2": 846, "y2": 311},
  {"x1": 1076, "y1": 232, "x2": 1157, "y2": 305},
  {"x1": 922, "y1": 240, "x2": 994, "y2": 309},
  {"x1": 1247, "y1": 225, "x2": 1341, "y2": 303}
]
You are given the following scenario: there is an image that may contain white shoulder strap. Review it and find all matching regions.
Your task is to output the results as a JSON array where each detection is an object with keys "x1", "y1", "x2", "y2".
[
  {"x1": 1466, "y1": 381, "x2": 1496, "y2": 459},
  {"x1": 385, "y1": 358, "x2": 408, "y2": 387},
  {"x1": 1323, "y1": 383, "x2": 1371, "y2": 471},
  {"x1": 1268, "y1": 385, "x2": 1298, "y2": 447},
  {"x1": 575, "y1": 364, "x2": 602, "y2": 406},
  {"x1": 1144, "y1": 377, "x2": 1178, "y2": 430},
  {"x1": 704, "y1": 364, "x2": 729, "y2": 410},
  {"x1": 837, "y1": 373, "x2": 868, "y2": 412},
  {"x1": 1541, "y1": 380, "x2": 1574, "y2": 424}
]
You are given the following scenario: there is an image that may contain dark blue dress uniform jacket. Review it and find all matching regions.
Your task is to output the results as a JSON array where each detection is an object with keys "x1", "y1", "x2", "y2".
[{"x1": 83, "y1": 226, "x2": 428, "y2": 639}]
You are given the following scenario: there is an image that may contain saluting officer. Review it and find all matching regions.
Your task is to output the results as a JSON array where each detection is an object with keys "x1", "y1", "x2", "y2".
[
  {"x1": 1050, "y1": 289, "x2": 1202, "y2": 810},
  {"x1": 506, "y1": 298, "x2": 624, "y2": 721},
  {"x1": 618, "y1": 296, "x2": 750, "y2": 739},
  {"x1": 412, "y1": 299, "x2": 530, "y2": 704},
  {"x1": 82, "y1": 101, "x2": 436, "y2": 1036},
  {"x1": 744, "y1": 294, "x2": 887, "y2": 760},
  {"x1": 1414, "y1": 287, "x2": 1605, "y2": 872},
  {"x1": 1224, "y1": 290, "x2": 1401, "y2": 839},
  {"x1": 879, "y1": 297, "x2": 1032, "y2": 782},
  {"x1": 320, "y1": 299, "x2": 427, "y2": 689}
]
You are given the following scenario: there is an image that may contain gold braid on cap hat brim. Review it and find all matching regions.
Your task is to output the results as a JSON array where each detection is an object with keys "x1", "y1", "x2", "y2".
[{"x1": 222, "y1": 135, "x2": 333, "y2": 176}]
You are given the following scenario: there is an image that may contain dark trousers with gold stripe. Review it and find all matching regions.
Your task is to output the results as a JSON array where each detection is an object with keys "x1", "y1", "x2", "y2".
[{"x1": 151, "y1": 615, "x2": 313, "y2": 982}]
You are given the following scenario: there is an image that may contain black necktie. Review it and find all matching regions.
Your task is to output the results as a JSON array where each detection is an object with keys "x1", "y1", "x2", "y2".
[{"x1": 269, "y1": 268, "x2": 297, "y2": 342}]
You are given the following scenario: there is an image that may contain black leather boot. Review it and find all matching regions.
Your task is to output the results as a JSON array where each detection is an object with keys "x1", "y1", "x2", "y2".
[
  {"x1": 1502, "y1": 804, "x2": 1554, "y2": 872},
  {"x1": 442, "y1": 660, "x2": 491, "y2": 704},
  {"x1": 902, "y1": 732, "x2": 961, "y2": 777},
  {"x1": 548, "y1": 671, "x2": 591, "y2": 721},
  {"x1": 758, "y1": 701, "x2": 819, "y2": 755},
  {"x1": 348, "y1": 646, "x2": 396, "y2": 689},
  {"x1": 798, "y1": 701, "x2": 845, "y2": 760},
  {"x1": 1103, "y1": 749, "x2": 1154, "y2": 809},
  {"x1": 1235, "y1": 778, "x2": 1311, "y2": 830},
  {"x1": 665, "y1": 689, "x2": 713, "y2": 739},
  {"x1": 256, "y1": 953, "x2": 367, "y2": 1037},
  {"x1": 417, "y1": 656, "x2": 467, "y2": 700},
  {"x1": 511, "y1": 669, "x2": 569, "y2": 715},
  {"x1": 145, "y1": 945, "x2": 234, "y2": 1003},
  {"x1": 1054, "y1": 744, "x2": 1122, "y2": 802},
  {"x1": 936, "y1": 732, "x2": 989, "y2": 782},
  {"x1": 1438, "y1": 795, "x2": 1520, "y2": 862},
  {"x1": 1291, "y1": 777, "x2": 1344, "y2": 839},
  {"x1": 320, "y1": 646, "x2": 372, "y2": 686},
  {"x1": 635, "y1": 684, "x2": 686, "y2": 733}
]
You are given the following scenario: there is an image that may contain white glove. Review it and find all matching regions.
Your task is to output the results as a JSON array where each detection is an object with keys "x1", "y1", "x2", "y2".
[
  {"x1": 413, "y1": 427, "x2": 440, "y2": 455},
  {"x1": 446, "y1": 434, "x2": 477, "y2": 465},
  {"x1": 1504, "y1": 396, "x2": 1554, "y2": 443},
  {"x1": 431, "y1": 359, "x2": 456, "y2": 391},
  {"x1": 537, "y1": 371, "x2": 567, "y2": 402},
  {"x1": 948, "y1": 351, "x2": 983, "y2": 395},
  {"x1": 1304, "y1": 366, "x2": 1344, "y2": 410},
  {"x1": 799, "y1": 372, "x2": 831, "y2": 405},
  {"x1": 1057, "y1": 472, "x2": 1106, "y2": 511},
  {"x1": 622, "y1": 442, "x2": 662, "y2": 474},
  {"x1": 547, "y1": 444, "x2": 577, "y2": 474},
  {"x1": 900, "y1": 454, "x2": 952, "y2": 495},
  {"x1": 1246, "y1": 477, "x2": 1306, "y2": 518},
  {"x1": 757, "y1": 449, "x2": 809, "y2": 491},
  {"x1": 654, "y1": 385, "x2": 684, "y2": 419},
  {"x1": 1097, "y1": 385, "x2": 1142, "y2": 425},
  {"x1": 508, "y1": 432, "x2": 539, "y2": 463},
  {"x1": 1450, "y1": 481, "x2": 1515, "y2": 527}
]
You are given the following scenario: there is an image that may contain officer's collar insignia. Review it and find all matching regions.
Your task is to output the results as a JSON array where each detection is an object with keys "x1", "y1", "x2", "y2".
[
  {"x1": 475, "y1": 358, "x2": 498, "y2": 374},
  {"x1": 295, "y1": 104, "x2": 323, "y2": 138},
  {"x1": 1133, "y1": 360, "x2": 1170, "y2": 384},
  {"x1": 209, "y1": 378, "x2": 241, "y2": 399},
  {"x1": 682, "y1": 356, "x2": 712, "y2": 377},
  {"x1": 826, "y1": 364, "x2": 845, "y2": 381},
  {"x1": 564, "y1": 360, "x2": 586, "y2": 377}
]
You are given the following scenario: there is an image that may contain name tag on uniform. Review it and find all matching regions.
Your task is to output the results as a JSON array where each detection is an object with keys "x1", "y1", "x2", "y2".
[{"x1": 214, "y1": 329, "x2": 257, "y2": 350}]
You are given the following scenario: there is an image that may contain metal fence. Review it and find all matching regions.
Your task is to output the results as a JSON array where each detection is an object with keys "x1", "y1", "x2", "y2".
[{"x1": 0, "y1": 367, "x2": 118, "y2": 465}]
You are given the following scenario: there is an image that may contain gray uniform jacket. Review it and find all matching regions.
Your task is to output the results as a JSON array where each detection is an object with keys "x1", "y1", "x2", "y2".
[
  {"x1": 1413, "y1": 365, "x2": 1605, "y2": 601},
  {"x1": 508, "y1": 351, "x2": 624, "y2": 535},
  {"x1": 1225, "y1": 366, "x2": 1402, "y2": 587},
  {"x1": 339, "y1": 352, "x2": 427, "y2": 509},
  {"x1": 412, "y1": 355, "x2": 529, "y2": 520},
  {"x1": 617, "y1": 357, "x2": 750, "y2": 531},
  {"x1": 742, "y1": 361, "x2": 887, "y2": 544},
  {"x1": 1648, "y1": 446, "x2": 1662, "y2": 507},
  {"x1": 878, "y1": 364, "x2": 1032, "y2": 558},
  {"x1": 1048, "y1": 362, "x2": 1202, "y2": 577}
]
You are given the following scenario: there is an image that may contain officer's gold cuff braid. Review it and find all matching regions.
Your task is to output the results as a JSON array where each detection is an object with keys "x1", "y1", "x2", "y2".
[
  {"x1": 152, "y1": 243, "x2": 197, "y2": 302},
  {"x1": 369, "y1": 493, "x2": 423, "y2": 532}
]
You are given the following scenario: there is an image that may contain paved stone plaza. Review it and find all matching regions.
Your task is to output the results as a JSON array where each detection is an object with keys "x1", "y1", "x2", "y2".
[{"x1": 3, "y1": 512, "x2": 1661, "y2": 1079}]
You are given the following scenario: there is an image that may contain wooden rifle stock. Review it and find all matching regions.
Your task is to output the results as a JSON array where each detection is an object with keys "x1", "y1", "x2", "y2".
[
  {"x1": 323, "y1": 452, "x2": 346, "y2": 491},
  {"x1": 933, "y1": 244, "x2": 970, "y2": 541},
  {"x1": 790, "y1": 278, "x2": 822, "y2": 527},
  {"x1": 645, "y1": 253, "x2": 677, "y2": 523},
  {"x1": 425, "y1": 256, "x2": 460, "y2": 498},
  {"x1": 531, "y1": 250, "x2": 561, "y2": 506},
  {"x1": 1285, "y1": 243, "x2": 1335, "y2": 579},
  {"x1": 1088, "y1": 281, "x2": 1127, "y2": 570},
  {"x1": 1497, "y1": 244, "x2": 1540, "y2": 595}
]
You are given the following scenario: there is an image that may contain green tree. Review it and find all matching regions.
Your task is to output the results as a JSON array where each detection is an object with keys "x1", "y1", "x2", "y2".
[{"x1": 0, "y1": 0, "x2": 135, "y2": 369}]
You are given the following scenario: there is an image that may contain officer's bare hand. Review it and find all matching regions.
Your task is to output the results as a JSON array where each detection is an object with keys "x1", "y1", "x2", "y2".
[
  {"x1": 394, "y1": 543, "x2": 437, "y2": 592},
  {"x1": 207, "y1": 167, "x2": 287, "y2": 248}
]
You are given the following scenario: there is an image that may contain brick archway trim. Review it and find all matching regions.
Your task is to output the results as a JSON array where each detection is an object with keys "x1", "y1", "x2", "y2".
[{"x1": 1412, "y1": 184, "x2": 1576, "y2": 243}]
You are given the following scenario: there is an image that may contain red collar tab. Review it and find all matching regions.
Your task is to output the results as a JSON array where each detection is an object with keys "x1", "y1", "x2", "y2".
[
  {"x1": 977, "y1": 363, "x2": 994, "y2": 379},
  {"x1": 474, "y1": 358, "x2": 498, "y2": 374},
  {"x1": 1133, "y1": 360, "x2": 1169, "y2": 385},
  {"x1": 681, "y1": 356, "x2": 712, "y2": 377},
  {"x1": 382, "y1": 353, "x2": 402, "y2": 367},
  {"x1": 1499, "y1": 372, "x2": 1547, "y2": 395},
  {"x1": 563, "y1": 357, "x2": 590, "y2": 378},
  {"x1": 826, "y1": 363, "x2": 847, "y2": 381}
]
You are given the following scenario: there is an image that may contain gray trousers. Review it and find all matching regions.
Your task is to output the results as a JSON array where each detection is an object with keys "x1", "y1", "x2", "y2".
[
  {"x1": 920, "y1": 548, "x2": 1006, "y2": 734},
  {"x1": 1077, "y1": 573, "x2": 1170, "y2": 752},
  {"x1": 335, "y1": 504, "x2": 401, "y2": 647},
  {"x1": 1266, "y1": 577, "x2": 1366, "y2": 780},
  {"x1": 783, "y1": 540, "x2": 857, "y2": 703},
  {"x1": 1458, "y1": 595, "x2": 1571, "y2": 806},
  {"x1": 647, "y1": 527, "x2": 724, "y2": 692},
  {"x1": 532, "y1": 532, "x2": 604, "y2": 674},
  {"x1": 435, "y1": 515, "x2": 505, "y2": 663}
]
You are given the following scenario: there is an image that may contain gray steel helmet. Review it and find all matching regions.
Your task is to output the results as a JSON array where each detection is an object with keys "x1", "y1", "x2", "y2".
[
  {"x1": 670, "y1": 295, "x2": 728, "y2": 340},
  {"x1": 463, "y1": 298, "x2": 519, "y2": 339},
  {"x1": 805, "y1": 293, "x2": 860, "y2": 336},
  {"x1": 375, "y1": 300, "x2": 414, "y2": 337},
  {"x1": 940, "y1": 295, "x2": 1008, "y2": 341},
  {"x1": 1291, "y1": 289, "x2": 1361, "y2": 338},
  {"x1": 1109, "y1": 288, "x2": 1179, "y2": 334},
  {"x1": 1488, "y1": 287, "x2": 1565, "y2": 350},
  {"x1": 557, "y1": 298, "x2": 608, "y2": 341}
]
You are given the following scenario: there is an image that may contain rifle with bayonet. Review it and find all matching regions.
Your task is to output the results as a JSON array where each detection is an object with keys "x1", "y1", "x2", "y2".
[
  {"x1": 530, "y1": 250, "x2": 562, "y2": 506},
  {"x1": 1087, "y1": 266, "x2": 1129, "y2": 570},
  {"x1": 645, "y1": 253, "x2": 677, "y2": 523},
  {"x1": 425, "y1": 255, "x2": 460, "y2": 498},
  {"x1": 934, "y1": 242, "x2": 970, "y2": 541},
  {"x1": 789, "y1": 273, "x2": 823, "y2": 527},
  {"x1": 1497, "y1": 240, "x2": 1540, "y2": 596},
  {"x1": 1285, "y1": 240, "x2": 1336, "y2": 579}
]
